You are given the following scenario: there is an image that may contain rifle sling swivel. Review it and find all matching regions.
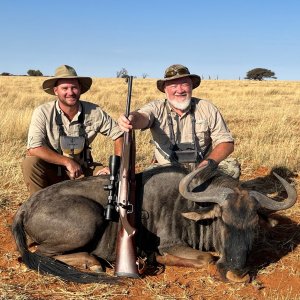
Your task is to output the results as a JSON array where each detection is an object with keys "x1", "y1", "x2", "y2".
[{"x1": 117, "y1": 203, "x2": 134, "y2": 213}]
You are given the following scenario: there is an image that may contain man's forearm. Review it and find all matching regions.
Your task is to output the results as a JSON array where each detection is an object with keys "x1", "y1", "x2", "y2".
[
  {"x1": 206, "y1": 142, "x2": 234, "y2": 164},
  {"x1": 28, "y1": 146, "x2": 69, "y2": 166},
  {"x1": 28, "y1": 146, "x2": 84, "y2": 179},
  {"x1": 130, "y1": 111, "x2": 150, "y2": 129}
]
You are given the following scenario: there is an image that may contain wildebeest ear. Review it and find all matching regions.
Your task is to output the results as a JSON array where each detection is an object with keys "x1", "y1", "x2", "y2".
[{"x1": 181, "y1": 206, "x2": 221, "y2": 221}]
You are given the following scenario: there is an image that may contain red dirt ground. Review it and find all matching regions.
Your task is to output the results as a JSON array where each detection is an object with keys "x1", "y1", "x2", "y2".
[{"x1": 1, "y1": 166, "x2": 299, "y2": 299}]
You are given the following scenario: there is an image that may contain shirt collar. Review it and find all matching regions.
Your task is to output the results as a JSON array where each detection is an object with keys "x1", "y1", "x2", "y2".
[{"x1": 55, "y1": 100, "x2": 82, "y2": 122}]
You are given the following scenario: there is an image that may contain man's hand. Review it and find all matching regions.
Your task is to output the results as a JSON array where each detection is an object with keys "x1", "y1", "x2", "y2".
[
  {"x1": 118, "y1": 114, "x2": 133, "y2": 132},
  {"x1": 197, "y1": 159, "x2": 218, "y2": 170},
  {"x1": 96, "y1": 166, "x2": 110, "y2": 175},
  {"x1": 65, "y1": 158, "x2": 83, "y2": 179},
  {"x1": 197, "y1": 159, "x2": 210, "y2": 169},
  {"x1": 117, "y1": 111, "x2": 149, "y2": 131}
]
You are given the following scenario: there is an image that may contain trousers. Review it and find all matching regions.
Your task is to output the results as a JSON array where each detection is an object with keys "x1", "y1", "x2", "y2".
[{"x1": 22, "y1": 156, "x2": 103, "y2": 196}]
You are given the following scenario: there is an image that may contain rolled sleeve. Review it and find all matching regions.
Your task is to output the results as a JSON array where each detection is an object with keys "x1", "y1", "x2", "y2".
[
  {"x1": 92, "y1": 107, "x2": 123, "y2": 141},
  {"x1": 208, "y1": 104, "x2": 234, "y2": 147},
  {"x1": 138, "y1": 100, "x2": 163, "y2": 129},
  {"x1": 27, "y1": 106, "x2": 48, "y2": 149}
]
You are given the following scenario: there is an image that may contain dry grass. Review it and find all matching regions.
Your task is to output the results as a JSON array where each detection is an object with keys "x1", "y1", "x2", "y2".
[
  {"x1": 0, "y1": 76, "x2": 300, "y2": 299},
  {"x1": 1, "y1": 77, "x2": 300, "y2": 177}
]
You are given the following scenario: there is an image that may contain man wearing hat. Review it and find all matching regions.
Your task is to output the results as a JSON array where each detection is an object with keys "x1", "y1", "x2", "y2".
[
  {"x1": 22, "y1": 65, "x2": 123, "y2": 195},
  {"x1": 118, "y1": 64, "x2": 240, "y2": 176}
]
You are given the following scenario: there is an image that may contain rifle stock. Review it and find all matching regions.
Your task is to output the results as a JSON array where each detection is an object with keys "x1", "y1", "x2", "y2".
[{"x1": 114, "y1": 76, "x2": 139, "y2": 278}]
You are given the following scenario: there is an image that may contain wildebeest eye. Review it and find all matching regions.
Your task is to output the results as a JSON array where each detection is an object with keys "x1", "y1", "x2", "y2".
[{"x1": 141, "y1": 210, "x2": 150, "y2": 220}]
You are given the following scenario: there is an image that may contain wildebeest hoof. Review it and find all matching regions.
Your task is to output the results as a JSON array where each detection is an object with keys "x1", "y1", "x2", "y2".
[
  {"x1": 89, "y1": 265, "x2": 104, "y2": 273},
  {"x1": 226, "y1": 270, "x2": 250, "y2": 283}
]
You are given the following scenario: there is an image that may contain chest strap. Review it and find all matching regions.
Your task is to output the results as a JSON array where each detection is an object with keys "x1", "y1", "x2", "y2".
[
  {"x1": 54, "y1": 102, "x2": 91, "y2": 173},
  {"x1": 164, "y1": 100, "x2": 212, "y2": 162}
]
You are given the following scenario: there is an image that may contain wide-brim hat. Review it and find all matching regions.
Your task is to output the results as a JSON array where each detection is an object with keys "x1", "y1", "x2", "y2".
[
  {"x1": 42, "y1": 65, "x2": 92, "y2": 95},
  {"x1": 157, "y1": 64, "x2": 201, "y2": 92}
]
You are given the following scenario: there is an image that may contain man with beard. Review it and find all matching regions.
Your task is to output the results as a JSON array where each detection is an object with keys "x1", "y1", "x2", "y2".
[
  {"x1": 23, "y1": 65, "x2": 123, "y2": 195},
  {"x1": 117, "y1": 64, "x2": 240, "y2": 177}
]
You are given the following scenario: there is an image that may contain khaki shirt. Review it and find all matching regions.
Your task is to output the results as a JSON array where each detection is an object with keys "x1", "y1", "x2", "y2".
[
  {"x1": 138, "y1": 98, "x2": 234, "y2": 165},
  {"x1": 27, "y1": 100, "x2": 123, "y2": 153}
]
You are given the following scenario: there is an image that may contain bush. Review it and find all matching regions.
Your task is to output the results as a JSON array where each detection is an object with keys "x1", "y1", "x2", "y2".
[{"x1": 27, "y1": 69, "x2": 43, "y2": 76}]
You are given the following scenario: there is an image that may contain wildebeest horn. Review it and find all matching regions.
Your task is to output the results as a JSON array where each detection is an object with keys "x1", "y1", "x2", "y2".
[
  {"x1": 249, "y1": 172, "x2": 297, "y2": 210},
  {"x1": 179, "y1": 161, "x2": 233, "y2": 205}
]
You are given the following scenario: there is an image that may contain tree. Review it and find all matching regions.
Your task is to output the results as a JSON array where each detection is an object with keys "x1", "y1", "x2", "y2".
[
  {"x1": 1, "y1": 72, "x2": 11, "y2": 76},
  {"x1": 27, "y1": 69, "x2": 43, "y2": 76},
  {"x1": 141, "y1": 73, "x2": 148, "y2": 79},
  {"x1": 245, "y1": 68, "x2": 277, "y2": 81},
  {"x1": 116, "y1": 68, "x2": 128, "y2": 78}
]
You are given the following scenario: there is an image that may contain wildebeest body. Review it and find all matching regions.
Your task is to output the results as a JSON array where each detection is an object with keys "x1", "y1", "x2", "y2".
[
  {"x1": 18, "y1": 167, "x2": 199, "y2": 261},
  {"x1": 12, "y1": 164, "x2": 296, "y2": 283}
]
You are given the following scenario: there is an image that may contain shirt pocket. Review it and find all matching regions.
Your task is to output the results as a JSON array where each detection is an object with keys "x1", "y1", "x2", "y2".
[
  {"x1": 185, "y1": 119, "x2": 208, "y2": 139},
  {"x1": 195, "y1": 119, "x2": 211, "y2": 146},
  {"x1": 195, "y1": 119, "x2": 209, "y2": 132}
]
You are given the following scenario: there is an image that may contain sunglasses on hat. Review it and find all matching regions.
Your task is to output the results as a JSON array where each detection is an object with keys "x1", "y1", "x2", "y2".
[{"x1": 164, "y1": 66, "x2": 190, "y2": 78}]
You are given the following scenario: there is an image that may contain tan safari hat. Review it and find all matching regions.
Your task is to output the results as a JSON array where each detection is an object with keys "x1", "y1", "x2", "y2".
[
  {"x1": 42, "y1": 65, "x2": 92, "y2": 95},
  {"x1": 157, "y1": 64, "x2": 201, "y2": 92}
]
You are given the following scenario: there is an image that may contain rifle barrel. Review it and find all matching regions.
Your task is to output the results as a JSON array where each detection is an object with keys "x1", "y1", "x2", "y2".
[{"x1": 125, "y1": 76, "x2": 133, "y2": 117}]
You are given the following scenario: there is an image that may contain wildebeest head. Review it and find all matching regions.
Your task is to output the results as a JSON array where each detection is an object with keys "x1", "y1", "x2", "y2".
[{"x1": 179, "y1": 161, "x2": 297, "y2": 281}]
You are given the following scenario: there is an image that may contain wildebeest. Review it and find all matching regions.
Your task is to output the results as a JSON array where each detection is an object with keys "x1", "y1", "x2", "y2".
[{"x1": 12, "y1": 161, "x2": 297, "y2": 283}]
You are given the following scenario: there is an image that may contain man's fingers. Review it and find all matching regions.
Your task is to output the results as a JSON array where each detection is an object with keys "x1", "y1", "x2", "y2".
[
  {"x1": 66, "y1": 171, "x2": 75, "y2": 180},
  {"x1": 118, "y1": 115, "x2": 133, "y2": 132},
  {"x1": 128, "y1": 114, "x2": 134, "y2": 122},
  {"x1": 67, "y1": 168, "x2": 82, "y2": 179},
  {"x1": 96, "y1": 167, "x2": 110, "y2": 175},
  {"x1": 197, "y1": 160, "x2": 209, "y2": 169}
]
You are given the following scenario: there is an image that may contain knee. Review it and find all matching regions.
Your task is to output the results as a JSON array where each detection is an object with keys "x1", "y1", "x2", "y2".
[
  {"x1": 218, "y1": 158, "x2": 241, "y2": 179},
  {"x1": 22, "y1": 156, "x2": 60, "y2": 194}
]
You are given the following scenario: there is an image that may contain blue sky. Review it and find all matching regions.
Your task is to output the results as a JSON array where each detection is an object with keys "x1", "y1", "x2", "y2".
[{"x1": 1, "y1": 0, "x2": 299, "y2": 80}]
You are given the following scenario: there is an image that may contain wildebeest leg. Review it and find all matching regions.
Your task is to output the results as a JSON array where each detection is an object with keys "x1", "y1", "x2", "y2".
[
  {"x1": 157, "y1": 247, "x2": 250, "y2": 283},
  {"x1": 35, "y1": 243, "x2": 104, "y2": 272},
  {"x1": 53, "y1": 252, "x2": 104, "y2": 272},
  {"x1": 157, "y1": 245, "x2": 215, "y2": 267},
  {"x1": 156, "y1": 253, "x2": 211, "y2": 268}
]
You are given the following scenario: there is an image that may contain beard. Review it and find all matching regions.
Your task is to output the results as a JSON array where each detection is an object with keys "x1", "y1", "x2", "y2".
[{"x1": 167, "y1": 97, "x2": 191, "y2": 111}]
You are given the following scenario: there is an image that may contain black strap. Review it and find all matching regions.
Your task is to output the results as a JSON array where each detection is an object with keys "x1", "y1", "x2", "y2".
[
  {"x1": 165, "y1": 102, "x2": 176, "y2": 148},
  {"x1": 164, "y1": 99, "x2": 213, "y2": 162},
  {"x1": 55, "y1": 102, "x2": 85, "y2": 136},
  {"x1": 190, "y1": 101, "x2": 197, "y2": 153},
  {"x1": 165, "y1": 100, "x2": 199, "y2": 157},
  {"x1": 54, "y1": 102, "x2": 90, "y2": 163}
]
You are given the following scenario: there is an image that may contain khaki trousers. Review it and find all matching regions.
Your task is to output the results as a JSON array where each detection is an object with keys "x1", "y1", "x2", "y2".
[{"x1": 22, "y1": 156, "x2": 103, "y2": 196}]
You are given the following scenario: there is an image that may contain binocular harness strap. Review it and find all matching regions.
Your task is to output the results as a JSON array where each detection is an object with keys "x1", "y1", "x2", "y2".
[
  {"x1": 54, "y1": 101, "x2": 90, "y2": 175},
  {"x1": 164, "y1": 99, "x2": 204, "y2": 161}
]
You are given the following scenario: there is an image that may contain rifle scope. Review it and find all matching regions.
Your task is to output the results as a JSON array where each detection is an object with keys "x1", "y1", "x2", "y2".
[{"x1": 104, "y1": 155, "x2": 121, "y2": 221}]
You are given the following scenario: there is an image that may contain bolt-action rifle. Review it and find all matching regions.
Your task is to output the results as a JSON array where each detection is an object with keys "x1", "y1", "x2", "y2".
[{"x1": 114, "y1": 76, "x2": 139, "y2": 278}]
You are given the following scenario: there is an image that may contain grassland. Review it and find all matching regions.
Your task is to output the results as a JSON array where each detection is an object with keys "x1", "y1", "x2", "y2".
[{"x1": 0, "y1": 76, "x2": 299, "y2": 299}]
